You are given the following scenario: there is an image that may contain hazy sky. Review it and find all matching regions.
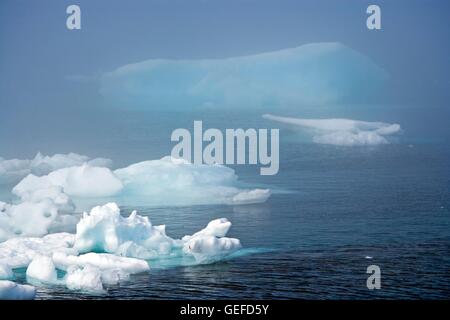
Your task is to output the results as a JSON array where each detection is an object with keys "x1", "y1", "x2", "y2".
[{"x1": 0, "y1": 0, "x2": 449, "y2": 158}]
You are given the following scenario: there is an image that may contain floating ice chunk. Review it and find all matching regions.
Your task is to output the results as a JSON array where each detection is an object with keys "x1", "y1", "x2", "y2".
[
  {"x1": 30, "y1": 153, "x2": 112, "y2": 175},
  {"x1": 65, "y1": 265, "x2": 105, "y2": 293},
  {"x1": 100, "y1": 268, "x2": 130, "y2": 285},
  {"x1": 0, "y1": 233, "x2": 76, "y2": 269},
  {"x1": 14, "y1": 183, "x2": 75, "y2": 213},
  {"x1": 1, "y1": 155, "x2": 265, "y2": 241},
  {"x1": 0, "y1": 158, "x2": 31, "y2": 185},
  {"x1": 0, "y1": 199, "x2": 58, "y2": 240},
  {"x1": 74, "y1": 203, "x2": 242, "y2": 264},
  {"x1": 74, "y1": 203, "x2": 175, "y2": 257},
  {"x1": 101, "y1": 42, "x2": 387, "y2": 110},
  {"x1": 0, "y1": 280, "x2": 36, "y2": 300},
  {"x1": 114, "y1": 156, "x2": 270, "y2": 206},
  {"x1": 53, "y1": 252, "x2": 149, "y2": 274},
  {"x1": 1, "y1": 165, "x2": 121, "y2": 241},
  {"x1": 0, "y1": 263, "x2": 13, "y2": 280},
  {"x1": 4, "y1": 157, "x2": 268, "y2": 238},
  {"x1": 26, "y1": 255, "x2": 58, "y2": 284},
  {"x1": 14, "y1": 165, "x2": 123, "y2": 199},
  {"x1": 231, "y1": 189, "x2": 271, "y2": 205},
  {"x1": 313, "y1": 130, "x2": 389, "y2": 146},
  {"x1": 183, "y1": 236, "x2": 242, "y2": 264},
  {"x1": 263, "y1": 114, "x2": 401, "y2": 146},
  {"x1": 115, "y1": 241, "x2": 159, "y2": 260},
  {"x1": 0, "y1": 153, "x2": 112, "y2": 185},
  {"x1": 0, "y1": 201, "x2": 245, "y2": 294},
  {"x1": 182, "y1": 218, "x2": 242, "y2": 263},
  {"x1": 1, "y1": 177, "x2": 74, "y2": 241},
  {"x1": 183, "y1": 218, "x2": 232, "y2": 240},
  {"x1": 61, "y1": 252, "x2": 146, "y2": 292}
]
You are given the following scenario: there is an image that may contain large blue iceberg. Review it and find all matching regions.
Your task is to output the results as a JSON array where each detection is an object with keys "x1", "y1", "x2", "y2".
[{"x1": 100, "y1": 42, "x2": 388, "y2": 110}]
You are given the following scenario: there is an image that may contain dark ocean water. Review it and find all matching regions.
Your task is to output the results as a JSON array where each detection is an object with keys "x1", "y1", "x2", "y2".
[{"x1": 32, "y1": 138, "x2": 450, "y2": 299}]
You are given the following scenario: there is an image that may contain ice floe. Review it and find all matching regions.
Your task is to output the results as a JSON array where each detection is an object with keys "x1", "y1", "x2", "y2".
[
  {"x1": 13, "y1": 165, "x2": 123, "y2": 199},
  {"x1": 0, "y1": 233, "x2": 77, "y2": 269},
  {"x1": 0, "y1": 156, "x2": 268, "y2": 242},
  {"x1": 114, "y1": 156, "x2": 270, "y2": 206},
  {"x1": 74, "y1": 203, "x2": 175, "y2": 257},
  {"x1": 65, "y1": 265, "x2": 105, "y2": 293},
  {"x1": 0, "y1": 263, "x2": 13, "y2": 280},
  {"x1": 26, "y1": 255, "x2": 58, "y2": 284},
  {"x1": 0, "y1": 202, "x2": 242, "y2": 296},
  {"x1": 0, "y1": 281, "x2": 36, "y2": 300},
  {"x1": 263, "y1": 114, "x2": 401, "y2": 146},
  {"x1": 0, "y1": 152, "x2": 112, "y2": 185}
]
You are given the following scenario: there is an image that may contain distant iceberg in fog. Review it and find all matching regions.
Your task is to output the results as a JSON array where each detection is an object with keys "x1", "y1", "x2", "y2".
[
  {"x1": 100, "y1": 43, "x2": 387, "y2": 109},
  {"x1": 263, "y1": 114, "x2": 401, "y2": 146}
]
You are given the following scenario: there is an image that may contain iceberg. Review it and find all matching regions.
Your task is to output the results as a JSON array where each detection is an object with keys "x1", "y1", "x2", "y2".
[
  {"x1": 53, "y1": 252, "x2": 150, "y2": 274},
  {"x1": 114, "y1": 156, "x2": 270, "y2": 206},
  {"x1": 55, "y1": 252, "x2": 148, "y2": 292},
  {"x1": 100, "y1": 42, "x2": 387, "y2": 110},
  {"x1": 1, "y1": 156, "x2": 268, "y2": 242},
  {"x1": 0, "y1": 263, "x2": 13, "y2": 280},
  {"x1": 26, "y1": 255, "x2": 58, "y2": 284},
  {"x1": 263, "y1": 114, "x2": 401, "y2": 146},
  {"x1": 0, "y1": 200, "x2": 59, "y2": 240},
  {"x1": 65, "y1": 265, "x2": 105, "y2": 293},
  {"x1": 0, "y1": 281, "x2": 35, "y2": 300},
  {"x1": 13, "y1": 165, "x2": 123, "y2": 199},
  {"x1": 0, "y1": 202, "x2": 243, "y2": 296},
  {"x1": 73, "y1": 203, "x2": 241, "y2": 263},
  {"x1": 0, "y1": 233, "x2": 77, "y2": 269},
  {"x1": 181, "y1": 218, "x2": 241, "y2": 263},
  {"x1": 74, "y1": 203, "x2": 175, "y2": 257},
  {"x1": 0, "y1": 153, "x2": 112, "y2": 185}
]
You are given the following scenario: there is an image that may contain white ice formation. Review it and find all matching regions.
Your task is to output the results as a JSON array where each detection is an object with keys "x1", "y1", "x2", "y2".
[
  {"x1": 263, "y1": 114, "x2": 401, "y2": 146},
  {"x1": 0, "y1": 203, "x2": 242, "y2": 297}
]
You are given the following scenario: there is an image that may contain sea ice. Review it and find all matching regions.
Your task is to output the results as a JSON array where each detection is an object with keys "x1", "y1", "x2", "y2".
[
  {"x1": 2, "y1": 156, "x2": 269, "y2": 240},
  {"x1": 13, "y1": 164, "x2": 124, "y2": 199},
  {"x1": 26, "y1": 255, "x2": 58, "y2": 284},
  {"x1": 0, "y1": 152, "x2": 112, "y2": 185},
  {"x1": 74, "y1": 202, "x2": 176, "y2": 256},
  {"x1": 0, "y1": 232, "x2": 76, "y2": 268},
  {"x1": 53, "y1": 252, "x2": 150, "y2": 274},
  {"x1": 182, "y1": 218, "x2": 232, "y2": 239},
  {"x1": 74, "y1": 203, "x2": 242, "y2": 264},
  {"x1": 101, "y1": 42, "x2": 387, "y2": 109},
  {"x1": 0, "y1": 263, "x2": 13, "y2": 280},
  {"x1": 0, "y1": 280, "x2": 36, "y2": 300},
  {"x1": 263, "y1": 114, "x2": 401, "y2": 146},
  {"x1": 65, "y1": 265, "x2": 105, "y2": 293},
  {"x1": 114, "y1": 156, "x2": 270, "y2": 206},
  {"x1": 0, "y1": 202, "x2": 243, "y2": 296},
  {"x1": 182, "y1": 218, "x2": 241, "y2": 263},
  {"x1": 72, "y1": 203, "x2": 242, "y2": 265},
  {"x1": 0, "y1": 200, "x2": 59, "y2": 240}
]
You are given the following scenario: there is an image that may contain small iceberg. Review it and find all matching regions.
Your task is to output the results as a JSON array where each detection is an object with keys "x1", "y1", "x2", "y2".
[
  {"x1": 0, "y1": 202, "x2": 243, "y2": 295},
  {"x1": 263, "y1": 114, "x2": 401, "y2": 146}
]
